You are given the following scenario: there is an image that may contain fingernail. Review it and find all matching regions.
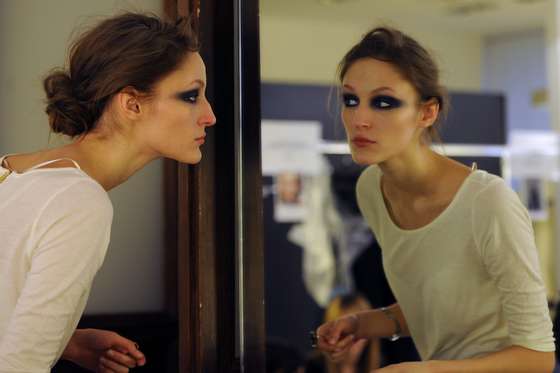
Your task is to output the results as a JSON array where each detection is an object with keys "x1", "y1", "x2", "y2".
[{"x1": 134, "y1": 342, "x2": 140, "y2": 349}]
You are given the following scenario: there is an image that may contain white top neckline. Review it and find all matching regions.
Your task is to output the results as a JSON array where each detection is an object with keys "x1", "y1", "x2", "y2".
[
  {"x1": 0, "y1": 154, "x2": 82, "y2": 176},
  {"x1": 377, "y1": 168, "x2": 483, "y2": 234}
]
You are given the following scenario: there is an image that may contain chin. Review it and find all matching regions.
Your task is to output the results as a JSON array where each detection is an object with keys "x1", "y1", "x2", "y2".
[
  {"x1": 187, "y1": 152, "x2": 203, "y2": 164},
  {"x1": 172, "y1": 149, "x2": 202, "y2": 164},
  {"x1": 351, "y1": 151, "x2": 382, "y2": 166}
]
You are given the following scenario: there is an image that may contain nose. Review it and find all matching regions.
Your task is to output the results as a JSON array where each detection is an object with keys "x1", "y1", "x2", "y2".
[
  {"x1": 200, "y1": 99, "x2": 217, "y2": 127},
  {"x1": 344, "y1": 105, "x2": 372, "y2": 130}
]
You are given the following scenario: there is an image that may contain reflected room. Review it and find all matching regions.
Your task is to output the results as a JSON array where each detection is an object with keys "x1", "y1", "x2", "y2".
[{"x1": 259, "y1": 0, "x2": 560, "y2": 371}]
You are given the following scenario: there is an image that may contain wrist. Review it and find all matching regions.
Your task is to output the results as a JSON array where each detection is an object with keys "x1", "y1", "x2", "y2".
[
  {"x1": 427, "y1": 360, "x2": 456, "y2": 373},
  {"x1": 379, "y1": 306, "x2": 402, "y2": 341},
  {"x1": 61, "y1": 331, "x2": 79, "y2": 361},
  {"x1": 349, "y1": 313, "x2": 361, "y2": 338},
  {"x1": 61, "y1": 329, "x2": 87, "y2": 363}
]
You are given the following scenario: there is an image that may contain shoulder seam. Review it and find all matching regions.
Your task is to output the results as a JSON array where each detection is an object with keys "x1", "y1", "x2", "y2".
[
  {"x1": 27, "y1": 179, "x2": 110, "y2": 258},
  {"x1": 470, "y1": 177, "x2": 505, "y2": 258}
]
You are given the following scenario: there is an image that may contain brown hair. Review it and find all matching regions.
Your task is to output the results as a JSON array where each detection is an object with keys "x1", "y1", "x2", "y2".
[
  {"x1": 338, "y1": 27, "x2": 449, "y2": 143},
  {"x1": 44, "y1": 12, "x2": 199, "y2": 137}
]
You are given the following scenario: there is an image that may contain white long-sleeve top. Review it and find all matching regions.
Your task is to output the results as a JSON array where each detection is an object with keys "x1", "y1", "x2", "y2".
[
  {"x1": 0, "y1": 156, "x2": 113, "y2": 372},
  {"x1": 356, "y1": 165, "x2": 555, "y2": 360}
]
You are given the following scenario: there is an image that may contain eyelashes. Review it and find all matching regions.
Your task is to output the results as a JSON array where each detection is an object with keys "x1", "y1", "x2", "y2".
[
  {"x1": 342, "y1": 93, "x2": 359, "y2": 107},
  {"x1": 342, "y1": 93, "x2": 403, "y2": 110},
  {"x1": 178, "y1": 88, "x2": 200, "y2": 104},
  {"x1": 371, "y1": 95, "x2": 403, "y2": 109}
]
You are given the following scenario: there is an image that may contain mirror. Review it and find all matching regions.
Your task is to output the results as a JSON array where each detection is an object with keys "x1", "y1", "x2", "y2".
[{"x1": 259, "y1": 0, "x2": 557, "y2": 371}]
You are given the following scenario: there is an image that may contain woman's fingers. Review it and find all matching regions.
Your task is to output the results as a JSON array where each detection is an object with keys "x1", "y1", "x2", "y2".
[
  {"x1": 99, "y1": 356, "x2": 129, "y2": 373},
  {"x1": 317, "y1": 320, "x2": 346, "y2": 345},
  {"x1": 331, "y1": 349, "x2": 348, "y2": 361},
  {"x1": 334, "y1": 333, "x2": 355, "y2": 350},
  {"x1": 327, "y1": 334, "x2": 355, "y2": 360},
  {"x1": 110, "y1": 338, "x2": 146, "y2": 366},
  {"x1": 317, "y1": 333, "x2": 339, "y2": 353},
  {"x1": 105, "y1": 348, "x2": 137, "y2": 368},
  {"x1": 98, "y1": 364, "x2": 117, "y2": 373}
]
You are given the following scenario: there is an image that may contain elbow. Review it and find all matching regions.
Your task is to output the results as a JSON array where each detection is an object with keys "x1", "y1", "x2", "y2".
[
  {"x1": 548, "y1": 352, "x2": 556, "y2": 373},
  {"x1": 541, "y1": 351, "x2": 555, "y2": 373},
  {"x1": 511, "y1": 346, "x2": 555, "y2": 373}
]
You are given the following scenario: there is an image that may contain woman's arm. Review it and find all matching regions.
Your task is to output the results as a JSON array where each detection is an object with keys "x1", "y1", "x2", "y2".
[
  {"x1": 429, "y1": 346, "x2": 555, "y2": 373},
  {"x1": 317, "y1": 303, "x2": 411, "y2": 362},
  {"x1": 354, "y1": 303, "x2": 410, "y2": 340},
  {"x1": 0, "y1": 181, "x2": 112, "y2": 371},
  {"x1": 62, "y1": 329, "x2": 146, "y2": 371}
]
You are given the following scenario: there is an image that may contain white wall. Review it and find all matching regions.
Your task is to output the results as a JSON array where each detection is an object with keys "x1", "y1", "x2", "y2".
[
  {"x1": 481, "y1": 28, "x2": 556, "y2": 298},
  {"x1": 482, "y1": 29, "x2": 550, "y2": 133},
  {"x1": 260, "y1": 15, "x2": 482, "y2": 91},
  {"x1": 0, "y1": 0, "x2": 166, "y2": 314}
]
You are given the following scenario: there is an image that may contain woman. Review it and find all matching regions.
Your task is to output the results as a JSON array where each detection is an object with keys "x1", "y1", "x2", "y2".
[
  {"x1": 316, "y1": 27, "x2": 555, "y2": 372},
  {"x1": 0, "y1": 12, "x2": 215, "y2": 372}
]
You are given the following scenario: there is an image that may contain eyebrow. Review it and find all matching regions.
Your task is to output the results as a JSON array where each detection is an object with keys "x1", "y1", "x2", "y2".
[
  {"x1": 189, "y1": 79, "x2": 206, "y2": 89},
  {"x1": 342, "y1": 84, "x2": 395, "y2": 94}
]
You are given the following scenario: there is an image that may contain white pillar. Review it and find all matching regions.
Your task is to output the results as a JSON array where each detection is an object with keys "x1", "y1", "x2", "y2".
[{"x1": 546, "y1": 0, "x2": 560, "y2": 296}]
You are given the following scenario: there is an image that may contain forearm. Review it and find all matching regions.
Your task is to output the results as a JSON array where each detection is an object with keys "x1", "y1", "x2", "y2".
[
  {"x1": 61, "y1": 329, "x2": 81, "y2": 362},
  {"x1": 431, "y1": 346, "x2": 555, "y2": 373},
  {"x1": 354, "y1": 303, "x2": 410, "y2": 340}
]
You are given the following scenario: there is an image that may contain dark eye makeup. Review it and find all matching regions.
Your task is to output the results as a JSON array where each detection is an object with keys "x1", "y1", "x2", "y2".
[
  {"x1": 178, "y1": 88, "x2": 200, "y2": 103},
  {"x1": 342, "y1": 93, "x2": 359, "y2": 107},
  {"x1": 370, "y1": 95, "x2": 403, "y2": 110},
  {"x1": 342, "y1": 93, "x2": 403, "y2": 110}
]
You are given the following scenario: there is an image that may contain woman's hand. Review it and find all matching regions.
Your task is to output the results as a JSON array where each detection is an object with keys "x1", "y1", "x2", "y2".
[
  {"x1": 371, "y1": 361, "x2": 440, "y2": 373},
  {"x1": 316, "y1": 313, "x2": 365, "y2": 362},
  {"x1": 63, "y1": 328, "x2": 146, "y2": 372}
]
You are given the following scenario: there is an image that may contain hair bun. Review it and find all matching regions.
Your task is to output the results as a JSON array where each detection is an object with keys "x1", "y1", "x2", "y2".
[{"x1": 43, "y1": 70, "x2": 91, "y2": 137}]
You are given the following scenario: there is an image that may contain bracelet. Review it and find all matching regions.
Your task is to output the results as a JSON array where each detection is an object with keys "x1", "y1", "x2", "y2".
[
  {"x1": 310, "y1": 330, "x2": 318, "y2": 348},
  {"x1": 380, "y1": 306, "x2": 401, "y2": 342}
]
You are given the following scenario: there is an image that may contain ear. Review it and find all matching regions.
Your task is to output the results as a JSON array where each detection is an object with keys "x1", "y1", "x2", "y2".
[
  {"x1": 115, "y1": 86, "x2": 144, "y2": 120},
  {"x1": 417, "y1": 98, "x2": 440, "y2": 129}
]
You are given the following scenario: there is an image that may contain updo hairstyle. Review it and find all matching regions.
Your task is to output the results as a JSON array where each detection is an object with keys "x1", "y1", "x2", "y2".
[{"x1": 44, "y1": 12, "x2": 199, "y2": 137}]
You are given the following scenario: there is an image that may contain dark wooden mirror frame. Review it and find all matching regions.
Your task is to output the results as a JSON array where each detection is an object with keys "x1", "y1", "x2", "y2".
[{"x1": 165, "y1": 0, "x2": 265, "y2": 372}]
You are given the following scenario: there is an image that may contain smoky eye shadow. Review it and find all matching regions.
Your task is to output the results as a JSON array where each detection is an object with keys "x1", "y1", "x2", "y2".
[
  {"x1": 342, "y1": 93, "x2": 359, "y2": 107},
  {"x1": 178, "y1": 88, "x2": 200, "y2": 102},
  {"x1": 370, "y1": 95, "x2": 403, "y2": 109}
]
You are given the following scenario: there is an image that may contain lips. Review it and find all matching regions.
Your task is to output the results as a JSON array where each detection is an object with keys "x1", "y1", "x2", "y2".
[{"x1": 352, "y1": 136, "x2": 376, "y2": 147}]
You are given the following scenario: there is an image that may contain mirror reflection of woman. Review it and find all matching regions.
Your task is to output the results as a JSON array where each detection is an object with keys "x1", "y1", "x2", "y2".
[
  {"x1": 0, "y1": 13, "x2": 215, "y2": 372},
  {"x1": 316, "y1": 27, "x2": 555, "y2": 373}
]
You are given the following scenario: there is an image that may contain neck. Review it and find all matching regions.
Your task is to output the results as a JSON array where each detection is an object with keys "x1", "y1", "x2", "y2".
[
  {"x1": 378, "y1": 143, "x2": 443, "y2": 197},
  {"x1": 60, "y1": 131, "x2": 158, "y2": 191}
]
